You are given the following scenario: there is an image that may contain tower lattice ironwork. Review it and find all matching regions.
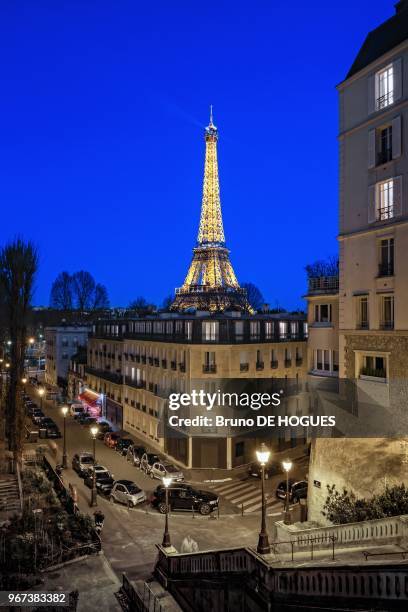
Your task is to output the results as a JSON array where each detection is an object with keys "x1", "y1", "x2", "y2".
[{"x1": 171, "y1": 110, "x2": 252, "y2": 313}]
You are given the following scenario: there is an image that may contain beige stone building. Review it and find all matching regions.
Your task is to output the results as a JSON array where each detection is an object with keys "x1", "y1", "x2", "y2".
[
  {"x1": 84, "y1": 314, "x2": 308, "y2": 469},
  {"x1": 308, "y1": 1, "x2": 408, "y2": 522}
]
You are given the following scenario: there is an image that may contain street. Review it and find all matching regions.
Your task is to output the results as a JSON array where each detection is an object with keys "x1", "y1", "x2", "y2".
[{"x1": 27, "y1": 385, "x2": 307, "y2": 582}]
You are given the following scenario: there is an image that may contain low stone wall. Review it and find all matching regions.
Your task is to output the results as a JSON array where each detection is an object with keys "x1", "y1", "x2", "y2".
[{"x1": 276, "y1": 514, "x2": 408, "y2": 552}]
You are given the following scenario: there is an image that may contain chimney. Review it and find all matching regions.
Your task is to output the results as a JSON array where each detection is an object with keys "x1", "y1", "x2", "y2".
[{"x1": 395, "y1": 1, "x2": 408, "y2": 13}]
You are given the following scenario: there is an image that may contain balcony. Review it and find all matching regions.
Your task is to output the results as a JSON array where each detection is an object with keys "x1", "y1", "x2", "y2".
[
  {"x1": 179, "y1": 363, "x2": 186, "y2": 372},
  {"x1": 203, "y1": 364, "x2": 217, "y2": 373},
  {"x1": 376, "y1": 91, "x2": 393, "y2": 110},
  {"x1": 378, "y1": 206, "x2": 394, "y2": 221},
  {"x1": 377, "y1": 148, "x2": 392, "y2": 165},
  {"x1": 380, "y1": 320, "x2": 394, "y2": 330},
  {"x1": 85, "y1": 366, "x2": 122, "y2": 385},
  {"x1": 357, "y1": 321, "x2": 369, "y2": 330},
  {"x1": 378, "y1": 262, "x2": 394, "y2": 277},
  {"x1": 124, "y1": 376, "x2": 146, "y2": 390},
  {"x1": 284, "y1": 359, "x2": 292, "y2": 367},
  {"x1": 154, "y1": 358, "x2": 160, "y2": 367},
  {"x1": 307, "y1": 276, "x2": 339, "y2": 295},
  {"x1": 296, "y1": 358, "x2": 303, "y2": 366},
  {"x1": 270, "y1": 360, "x2": 278, "y2": 369},
  {"x1": 240, "y1": 363, "x2": 249, "y2": 372},
  {"x1": 256, "y1": 361, "x2": 264, "y2": 371}
]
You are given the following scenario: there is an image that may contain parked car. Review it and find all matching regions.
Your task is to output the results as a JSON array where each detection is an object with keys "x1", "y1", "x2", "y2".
[
  {"x1": 80, "y1": 416, "x2": 98, "y2": 427},
  {"x1": 70, "y1": 403, "x2": 84, "y2": 418},
  {"x1": 84, "y1": 465, "x2": 115, "y2": 495},
  {"x1": 149, "y1": 462, "x2": 184, "y2": 482},
  {"x1": 31, "y1": 409, "x2": 45, "y2": 424},
  {"x1": 275, "y1": 479, "x2": 308, "y2": 503},
  {"x1": 96, "y1": 422, "x2": 113, "y2": 439},
  {"x1": 72, "y1": 452, "x2": 94, "y2": 477},
  {"x1": 140, "y1": 453, "x2": 161, "y2": 474},
  {"x1": 115, "y1": 438, "x2": 133, "y2": 456},
  {"x1": 151, "y1": 483, "x2": 218, "y2": 515},
  {"x1": 126, "y1": 445, "x2": 146, "y2": 467},
  {"x1": 247, "y1": 461, "x2": 282, "y2": 479},
  {"x1": 110, "y1": 480, "x2": 146, "y2": 507},
  {"x1": 104, "y1": 432, "x2": 121, "y2": 449}
]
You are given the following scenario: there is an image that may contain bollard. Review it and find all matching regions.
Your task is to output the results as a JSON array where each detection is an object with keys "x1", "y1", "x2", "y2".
[
  {"x1": 217, "y1": 503, "x2": 220, "y2": 519},
  {"x1": 241, "y1": 503, "x2": 244, "y2": 517},
  {"x1": 291, "y1": 541, "x2": 294, "y2": 562},
  {"x1": 192, "y1": 504, "x2": 195, "y2": 519}
]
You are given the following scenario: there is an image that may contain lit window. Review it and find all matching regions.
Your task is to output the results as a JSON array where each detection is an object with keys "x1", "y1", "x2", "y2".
[
  {"x1": 279, "y1": 321, "x2": 287, "y2": 339},
  {"x1": 377, "y1": 179, "x2": 394, "y2": 220},
  {"x1": 376, "y1": 64, "x2": 394, "y2": 110},
  {"x1": 202, "y1": 321, "x2": 218, "y2": 341},
  {"x1": 380, "y1": 295, "x2": 394, "y2": 330},
  {"x1": 265, "y1": 321, "x2": 273, "y2": 340},
  {"x1": 250, "y1": 321, "x2": 260, "y2": 339}
]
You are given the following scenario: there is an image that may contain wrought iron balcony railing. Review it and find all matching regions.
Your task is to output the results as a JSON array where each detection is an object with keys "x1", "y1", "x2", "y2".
[
  {"x1": 377, "y1": 148, "x2": 392, "y2": 165},
  {"x1": 240, "y1": 363, "x2": 249, "y2": 372},
  {"x1": 256, "y1": 361, "x2": 264, "y2": 370},
  {"x1": 284, "y1": 359, "x2": 292, "y2": 367},
  {"x1": 378, "y1": 206, "x2": 394, "y2": 221},
  {"x1": 271, "y1": 360, "x2": 278, "y2": 369},
  {"x1": 308, "y1": 276, "x2": 339, "y2": 295},
  {"x1": 203, "y1": 364, "x2": 217, "y2": 373}
]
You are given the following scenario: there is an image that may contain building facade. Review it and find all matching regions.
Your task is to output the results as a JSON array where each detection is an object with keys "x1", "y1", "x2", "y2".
[
  {"x1": 85, "y1": 314, "x2": 308, "y2": 468},
  {"x1": 308, "y1": 1, "x2": 408, "y2": 522},
  {"x1": 45, "y1": 325, "x2": 91, "y2": 388}
]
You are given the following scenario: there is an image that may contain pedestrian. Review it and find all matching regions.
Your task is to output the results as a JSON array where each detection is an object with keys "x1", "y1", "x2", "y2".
[{"x1": 181, "y1": 535, "x2": 198, "y2": 553}]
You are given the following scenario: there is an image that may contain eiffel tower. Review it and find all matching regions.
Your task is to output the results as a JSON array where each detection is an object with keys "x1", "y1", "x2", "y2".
[{"x1": 171, "y1": 109, "x2": 252, "y2": 313}]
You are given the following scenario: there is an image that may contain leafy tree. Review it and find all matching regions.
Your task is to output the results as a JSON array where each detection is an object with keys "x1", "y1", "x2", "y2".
[
  {"x1": 305, "y1": 255, "x2": 339, "y2": 279},
  {"x1": 241, "y1": 282, "x2": 265, "y2": 311},
  {"x1": 49, "y1": 271, "x2": 73, "y2": 309},
  {"x1": 128, "y1": 297, "x2": 156, "y2": 313},
  {"x1": 0, "y1": 238, "x2": 38, "y2": 465}
]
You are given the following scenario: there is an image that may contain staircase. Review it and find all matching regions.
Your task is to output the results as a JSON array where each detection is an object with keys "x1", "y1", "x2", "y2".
[{"x1": 0, "y1": 476, "x2": 21, "y2": 516}]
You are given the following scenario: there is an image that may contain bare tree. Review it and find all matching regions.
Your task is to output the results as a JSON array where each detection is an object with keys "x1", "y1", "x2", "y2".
[
  {"x1": 0, "y1": 238, "x2": 38, "y2": 467},
  {"x1": 128, "y1": 296, "x2": 156, "y2": 314},
  {"x1": 161, "y1": 294, "x2": 173, "y2": 311},
  {"x1": 93, "y1": 283, "x2": 110, "y2": 310},
  {"x1": 72, "y1": 270, "x2": 95, "y2": 311},
  {"x1": 49, "y1": 271, "x2": 73, "y2": 309},
  {"x1": 241, "y1": 282, "x2": 265, "y2": 312},
  {"x1": 305, "y1": 255, "x2": 339, "y2": 279}
]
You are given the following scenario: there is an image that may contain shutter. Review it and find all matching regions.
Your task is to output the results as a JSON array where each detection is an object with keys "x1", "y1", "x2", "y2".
[
  {"x1": 392, "y1": 115, "x2": 402, "y2": 159},
  {"x1": 368, "y1": 129, "x2": 376, "y2": 168},
  {"x1": 368, "y1": 74, "x2": 376, "y2": 114},
  {"x1": 394, "y1": 57, "x2": 402, "y2": 102},
  {"x1": 393, "y1": 175, "x2": 403, "y2": 217},
  {"x1": 368, "y1": 185, "x2": 376, "y2": 223}
]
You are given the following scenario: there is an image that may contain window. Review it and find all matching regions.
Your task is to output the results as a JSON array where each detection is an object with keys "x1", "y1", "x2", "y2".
[
  {"x1": 315, "y1": 349, "x2": 330, "y2": 372},
  {"x1": 380, "y1": 295, "x2": 394, "y2": 330},
  {"x1": 235, "y1": 321, "x2": 244, "y2": 340},
  {"x1": 202, "y1": 321, "x2": 218, "y2": 341},
  {"x1": 239, "y1": 351, "x2": 248, "y2": 372},
  {"x1": 333, "y1": 351, "x2": 339, "y2": 372},
  {"x1": 279, "y1": 321, "x2": 287, "y2": 339},
  {"x1": 271, "y1": 349, "x2": 278, "y2": 368},
  {"x1": 376, "y1": 64, "x2": 394, "y2": 110},
  {"x1": 314, "y1": 304, "x2": 332, "y2": 323},
  {"x1": 290, "y1": 321, "x2": 298, "y2": 338},
  {"x1": 361, "y1": 355, "x2": 387, "y2": 379},
  {"x1": 378, "y1": 126, "x2": 393, "y2": 164},
  {"x1": 369, "y1": 177, "x2": 402, "y2": 223},
  {"x1": 357, "y1": 297, "x2": 369, "y2": 329},
  {"x1": 203, "y1": 351, "x2": 216, "y2": 373},
  {"x1": 379, "y1": 238, "x2": 394, "y2": 277},
  {"x1": 235, "y1": 441, "x2": 245, "y2": 458},
  {"x1": 250, "y1": 321, "x2": 260, "y2": 340},
  {"x1": 265, "y1": 321, "x2": 273, "y2": 340},
  {"x1": 303, "y1": 322, "x2": 308, "y2": 338}
]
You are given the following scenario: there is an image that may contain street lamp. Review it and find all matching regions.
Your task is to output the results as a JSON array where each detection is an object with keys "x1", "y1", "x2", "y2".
[
  {"x1": 61, "y1": 406, "x2": 68, "y2": 469},
  {"x1": 21, "y1": 377, "x2": 27, "y2": 393},
  {"x1": 38, "y1": 387, "x2": 45, "y2": 410},
  {"x1": 162, "y1": 476, "x2": 172, "y2": 548},
  {"x1": 282, "y1": 459, "x2": 293, "y2": 525},
  {"x1": 90, "y1": 425, "x2": 99, "y2": 507},
  {"x1": 256, "y1": 443, "x2": 271, "y2": 555}
]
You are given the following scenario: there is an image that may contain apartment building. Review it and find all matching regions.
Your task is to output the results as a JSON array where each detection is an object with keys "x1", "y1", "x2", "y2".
[
  {"x1": 84, "y1": 313, "x2": 308, "y2": 469},
  {"x1": 45, "y1": 324, "x2": 91, "y2": 388},
  {"x1": 308, "y1": 1, "x2": 408, "y2": 522}
]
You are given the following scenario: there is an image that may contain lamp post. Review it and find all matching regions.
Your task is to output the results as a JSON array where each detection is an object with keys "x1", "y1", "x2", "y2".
[
  {"x1": 61, "y1": 406, "x2": 68, "y2": 468},
  {"x1": 256, "y1": 443, "x2": 271, "y2": 555},
  {"x1": 90, "y1": 425, "x2": 99, "y2": 507},
  {"x1": 38, "y1": 387, "x2": 45, "y2": 410},
  {"x1": 162, "y1": 476, "x2": 172, "y2": 548},
  {"x1": 21, "y1": 377, "x2": 27, "y2": 394},
  {"x1": 282, "y1": 459, "x2": 293, "y2": 525}
]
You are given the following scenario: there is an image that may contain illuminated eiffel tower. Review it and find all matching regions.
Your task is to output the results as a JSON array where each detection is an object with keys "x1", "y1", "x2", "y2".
[{"x1": 171, "y1": 109, "x2": 252, "y2": 313}]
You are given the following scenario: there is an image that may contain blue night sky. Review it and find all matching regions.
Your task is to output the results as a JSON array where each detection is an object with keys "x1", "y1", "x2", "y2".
[{"x1": 0, "y1": 1, "x2": 393, "y2": 310}]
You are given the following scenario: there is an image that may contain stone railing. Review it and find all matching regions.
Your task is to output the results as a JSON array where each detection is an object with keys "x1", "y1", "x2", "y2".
[
  {"x1": 155, "y1": 545, "x2": 408, "y2": 606},
  {"x1": 276, "y1": 515, "x2": 408, "y2": 551}
]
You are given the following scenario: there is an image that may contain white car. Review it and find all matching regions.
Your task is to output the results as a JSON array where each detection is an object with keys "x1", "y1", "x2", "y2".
[
  {"x1": 84, "y1": 464, "x2": 114, "y2": 479},
  {"x1": 110, "y1": 480, "x2": 146, "y2": 508},
  {"x1": 149, "y1": 461, "x2": 185, "y2": 482},
  {"x1": 70, "y1": 403, "x2": 84, "y2": 417}
]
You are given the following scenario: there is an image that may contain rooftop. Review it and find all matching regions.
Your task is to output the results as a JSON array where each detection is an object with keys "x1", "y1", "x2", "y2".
[{"x1": 347, "y1": 1, "x2": 408, "y2": 79}]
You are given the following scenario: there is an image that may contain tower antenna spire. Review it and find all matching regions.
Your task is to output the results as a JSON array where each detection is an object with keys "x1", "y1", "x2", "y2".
[{"x1": 209, "y1": 104, "x2": 213, "y2": 126}]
